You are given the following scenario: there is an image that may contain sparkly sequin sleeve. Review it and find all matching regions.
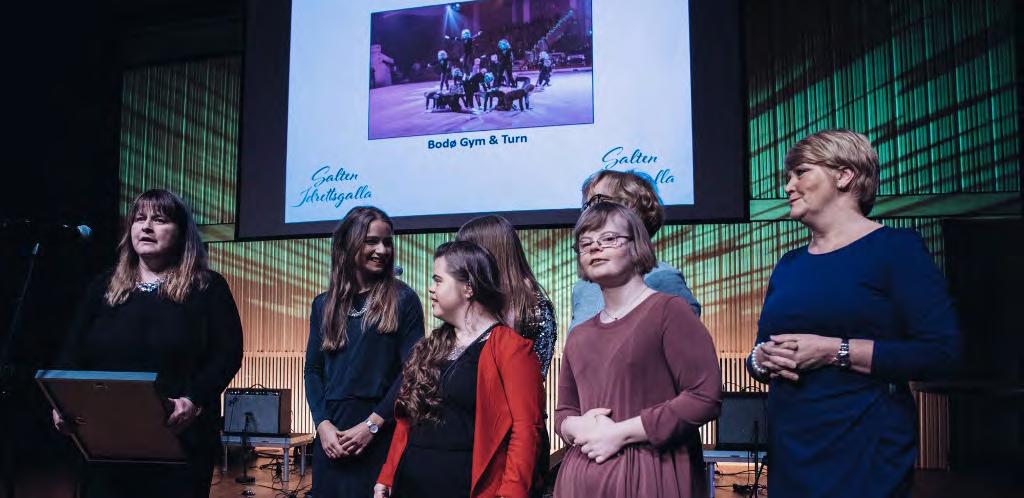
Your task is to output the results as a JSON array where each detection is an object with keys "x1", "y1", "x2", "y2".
[{"x1": 525, "y1": 294, "x2": 557, "y2": 378}]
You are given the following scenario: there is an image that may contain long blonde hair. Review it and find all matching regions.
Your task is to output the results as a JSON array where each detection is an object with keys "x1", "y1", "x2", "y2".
[
  {"x1": 320, "y1": 206, "x2": 400, "y2": 351},
  {"x1": 106, "y1": 189, "x2": 209, "y2": 305}
]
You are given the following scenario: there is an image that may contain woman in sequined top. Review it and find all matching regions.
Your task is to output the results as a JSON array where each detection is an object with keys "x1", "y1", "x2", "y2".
[
  {"x1": 456, "y1": 215, "x2": 555, "y2": 377},
  {"x1": 54, "y1": 189, "x2": 243, "y2": 498}
]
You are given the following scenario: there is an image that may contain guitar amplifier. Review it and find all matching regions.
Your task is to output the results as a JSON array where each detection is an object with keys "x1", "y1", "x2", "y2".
[
  {"x1": 715, "y1": 392, "x2": 768, "y2": 451},
  {"x1": 223, "y1": 388, "x2": 292, "y2": 435}
]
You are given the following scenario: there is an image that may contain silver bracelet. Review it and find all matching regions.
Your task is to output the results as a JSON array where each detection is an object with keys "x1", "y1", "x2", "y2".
[{"x1": 749, "y1": 342, "x2": 769, "y2": 377}]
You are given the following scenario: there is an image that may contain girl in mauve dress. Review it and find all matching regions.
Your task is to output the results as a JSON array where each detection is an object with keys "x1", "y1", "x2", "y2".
[{"x1": 554, "y1": 202, "x2": 721, "y2": 498}]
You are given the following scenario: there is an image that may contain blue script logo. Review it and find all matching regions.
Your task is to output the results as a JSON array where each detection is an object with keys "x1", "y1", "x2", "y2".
[
  {"x1": 293, "y1": 165, "x2": 373, "y2": 208},
  {"x1": 601, "y1": 147, "x2": 675, "y2": 184}
]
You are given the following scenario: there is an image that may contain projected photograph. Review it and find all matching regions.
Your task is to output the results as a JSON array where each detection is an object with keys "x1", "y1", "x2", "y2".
[
  {"x1": 368, "y1": 0, "x2": 594, "y2": 140},
  {"x1": 282, "y1": 0, "x2": 701, "y2": 227}
]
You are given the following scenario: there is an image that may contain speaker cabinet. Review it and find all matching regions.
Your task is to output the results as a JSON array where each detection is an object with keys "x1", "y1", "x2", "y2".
[
  {"x1": 223, "y1": 388, "x2": 292, "y2": 435},
  {"x1": 716, "y1": 392, "x2": 768, "y2": 451}
]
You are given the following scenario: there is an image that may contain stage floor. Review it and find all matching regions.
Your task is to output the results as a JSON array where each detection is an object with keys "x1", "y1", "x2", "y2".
[
  {"x1": 10, "y1": 453, "x2": 1020, "y2": 497},
  {"x1": 206, "y1": 458, "x2": 768, "y2": 498},
  {"x1": 205, "y1": 459, "x2": 1022, "y2": 498},
  {"x1": 368, "y1": 68, "x2": 595, "y2": 140}
]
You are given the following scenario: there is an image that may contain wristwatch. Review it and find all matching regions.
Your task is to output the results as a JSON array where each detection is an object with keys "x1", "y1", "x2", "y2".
[
  {"x1": 365, "y1": 418, "x2": 380, "y2": 434},
  {"x1": 833, "y1": 338, "x2": 851, "y2": 370}
]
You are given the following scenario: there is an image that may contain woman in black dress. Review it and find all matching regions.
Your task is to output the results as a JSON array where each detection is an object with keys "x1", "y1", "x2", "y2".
[
  {"x1": 53, "y1": 189, "x2": 244, "y2": 498},
  {"x1": 455, "y1": 215, "x2": 555, "y2": 497},
  {"x1": 304, "y1": 206, "x2": 425, "y2": 498},
  {"x1": 375, "y1": 241, "x2": 543, "y2": 498}
]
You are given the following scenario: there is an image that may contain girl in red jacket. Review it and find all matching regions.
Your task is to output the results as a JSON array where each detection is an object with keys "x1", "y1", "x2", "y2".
[{"x1": 375, "y1": 241, "x2": 544, "y2": 498}]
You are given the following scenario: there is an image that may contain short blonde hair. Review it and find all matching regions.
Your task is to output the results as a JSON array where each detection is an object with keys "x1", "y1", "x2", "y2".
[
  {"x1": 581, "y1": 170, "x2": 665, "y2": 236},
  {"x1": 573, "y1": 202, "x2": 657, "y2": 281},
  {"x1": 784, "y1": 129, "x2": 880, "y2": 215}
]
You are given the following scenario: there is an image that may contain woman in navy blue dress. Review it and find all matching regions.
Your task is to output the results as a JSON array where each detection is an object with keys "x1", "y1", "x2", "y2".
[
  {"x1": 304, "y1": 206, "x2": 424, "y2": 498},
  {"x1": 747, "y1": 129, "x2": 960, "y2": 497}
]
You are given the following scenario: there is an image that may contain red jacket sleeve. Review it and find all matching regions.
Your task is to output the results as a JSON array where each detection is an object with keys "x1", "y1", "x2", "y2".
[
  {"x1": 496, "y1": 329, "x2": 544, "y2": 498},
  {"x1": 377, "y1": 417, "x2": 410, "y2": 487}
]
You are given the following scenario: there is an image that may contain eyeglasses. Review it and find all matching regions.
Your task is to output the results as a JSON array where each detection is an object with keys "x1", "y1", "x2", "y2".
[
  {"x1": 573, "y1": 233, "x2": 633, "y2": 253},
  {"x1": 581, "y1": 194, "x2": 623, "y2": 211}
]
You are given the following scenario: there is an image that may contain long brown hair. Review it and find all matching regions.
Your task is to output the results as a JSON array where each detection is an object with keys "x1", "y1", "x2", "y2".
[
  {"x1": 395, "y1": 241, "x2": 505, "y2": 424},
  {"x1": 455, "y1": 215, "x2": 544, "y2": 334},
  {"x1": 106, "y1": 189, "x2": 209, "y2": 305},
  {"x1": 320, "y1": 206, "x2": 400, "y2": 351}
]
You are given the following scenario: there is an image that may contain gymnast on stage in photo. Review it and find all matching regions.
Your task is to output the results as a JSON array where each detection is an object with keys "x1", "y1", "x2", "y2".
[
  {"x1": 537, "y1": 51, "x2": 553, "y2": 87},
  {"x1": 569, "y1": 169, "x2": 701, "y2": 331},
  {"x1": 495, "y1": 39, "x2": 515, "y2": 88},
  {"x1": 747, "y1": 129, "x2": 961, "y2": 497},
  {"x1": 445, "y1": 28, "x2": 483, "y2": 73},
  {"x1": 52, "y1": 189, "x2": 244, "y2": 498},
  {"x1": 375, "y1": 241, "x2": 543, "y2": 498},
  {"x1": 304, "y1": 206, "x2": 425, "y2": 498},
  {"x1": 437, "y1": 50, "x2": 452, "y2": 91},
  {"x1": 462, "y1": 66, "x2": 491, "y2": 111},
  {"x1": 555, "y1": 202, "x2": 721, "y2": 498}
]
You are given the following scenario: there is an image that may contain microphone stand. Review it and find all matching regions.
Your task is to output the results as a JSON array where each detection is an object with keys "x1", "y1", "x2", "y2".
[
  {"x1": 0, "y1": 241, "x2": 41, "y2": 498},
  {"x1": 236, "y1": 412, "x2": 256, "y2": 485},
  {"x1": 0, "y1": 242, "x2": 39, "y2": 392},
  {"x1": 750, "y1": 420, "x2": 766, "y2": 497}
]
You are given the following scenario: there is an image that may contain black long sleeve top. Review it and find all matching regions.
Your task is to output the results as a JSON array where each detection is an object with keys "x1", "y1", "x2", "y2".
[
  {"x1": 303, "y1": 283, "x2": 424, "y2": 428},
  {"x1": 58, "y1": 270, "x2": 244, "y2": 434}
]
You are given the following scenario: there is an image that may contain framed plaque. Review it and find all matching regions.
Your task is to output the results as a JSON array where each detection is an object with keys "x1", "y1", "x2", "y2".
[{"x1": 36, "y1": 370, "x2": 186, "y2": 463}]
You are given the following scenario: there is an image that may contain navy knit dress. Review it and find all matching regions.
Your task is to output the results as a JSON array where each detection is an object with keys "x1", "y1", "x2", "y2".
[
  {"x1": 750, "y1": 227, "x2": 960, "y2": 497},
  {"x1": 304, "y1": 284, "x2": 424, "y2": 498}
]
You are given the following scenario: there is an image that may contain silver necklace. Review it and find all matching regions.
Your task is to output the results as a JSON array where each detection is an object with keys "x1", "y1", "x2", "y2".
[
  {"x1": 600, "y1": 289, "x2": 650, "y2": 321},
  {"x1": 447, "y1": 322, "x2": 497, "y2": 360},
  {"x1": 136, "y1": 277, "x2": 166, "y2": 293},
  {"x1": 348, "y1": 298, "x2": 370, "y2": 317},
  {"x1": 447, "y1": 343, "x2": 470, "y2": 361}
]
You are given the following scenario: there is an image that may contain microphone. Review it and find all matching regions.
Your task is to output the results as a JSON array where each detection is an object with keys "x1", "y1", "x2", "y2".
[
  {"x1": 394, "y1": 265, "x2": 404, "y2": 276},
  {"x1": 1, "y1": 219, "x2": 92, "y2": 240}
]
